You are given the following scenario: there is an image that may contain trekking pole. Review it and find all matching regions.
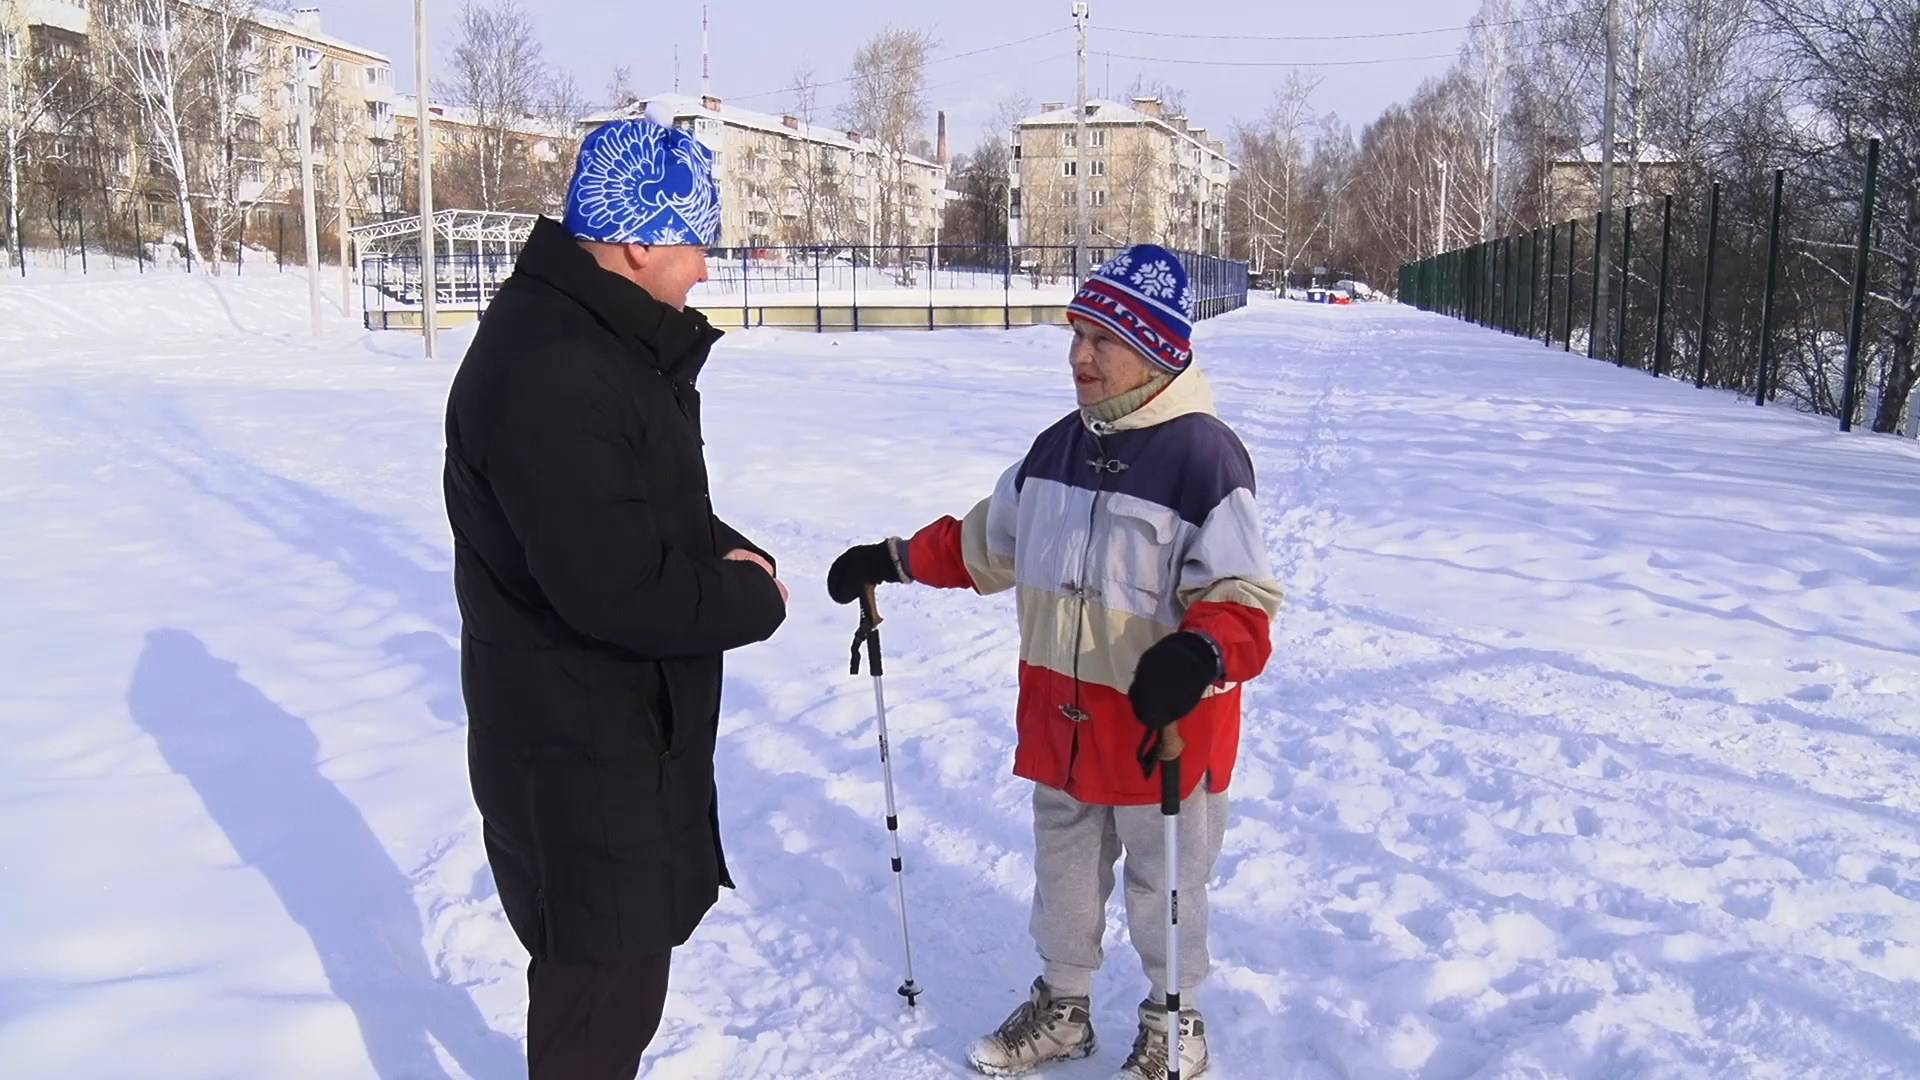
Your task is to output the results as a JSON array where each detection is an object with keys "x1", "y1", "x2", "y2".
[
  {"x1": 1159, "y1": 720, "x2": 1186, "y2": 1080},
  {"x1": 850, "y1": 587, "x2": 923, "y2": 1007}
]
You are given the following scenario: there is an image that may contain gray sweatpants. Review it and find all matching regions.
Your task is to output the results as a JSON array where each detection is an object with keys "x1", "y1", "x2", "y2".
[{"x1": 1028, "y1": 781, "x2": 1229, "y2": 1003}]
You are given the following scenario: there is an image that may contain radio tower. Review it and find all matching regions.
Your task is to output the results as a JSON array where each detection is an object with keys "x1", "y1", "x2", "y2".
[{"x1": 701, "y1": 3, "x2": 711, "y2": 98}]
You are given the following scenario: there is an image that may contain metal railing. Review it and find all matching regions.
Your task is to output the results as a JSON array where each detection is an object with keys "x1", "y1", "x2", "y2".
[{"x1": 361, "y1": 242, "x2": 1249, "y2": 333}]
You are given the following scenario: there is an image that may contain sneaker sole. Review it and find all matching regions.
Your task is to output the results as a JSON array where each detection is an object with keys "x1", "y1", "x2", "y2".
[{"x1": 966, "y1": 1034, "x2": 1098, "y2": 1077}]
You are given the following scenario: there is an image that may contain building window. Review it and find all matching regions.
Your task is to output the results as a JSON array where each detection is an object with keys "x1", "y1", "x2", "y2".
[
  {"x1": 1062, "y1": 161, "x2": 1076, "y2": 178},
  {"x1": 296, "y1": 46, "x2": 319, "y2": 69},
  {"x1": 238, "y1": 158, "x2": 264, "y2": 183},
  {"x1": 1090, "y1": 130, "x2": 1106, "y2": 148},
  {"x1": 367, "y1": 101, "x2": 391, "y2": 122},
  {"x1": 1091, "y1": 189, "x2": 1107, "y2": 208},
  {"x1": 1062, "y1": 131, "x2": 1076, "y2": 149},
  {"x1": 1091, "y1": 160, "x2": 1105, "y2": 178},
  {"x1": 237, "y1": 70, "x2": 259, "y2": 96},
  {"x1": 237, "y1": 117, "x2": 262, "y2": 143}
]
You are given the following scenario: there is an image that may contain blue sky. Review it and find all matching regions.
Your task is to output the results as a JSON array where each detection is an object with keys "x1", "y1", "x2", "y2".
[{"x1": 315, "y1": 0, "x2": 1483, "y2": 150}]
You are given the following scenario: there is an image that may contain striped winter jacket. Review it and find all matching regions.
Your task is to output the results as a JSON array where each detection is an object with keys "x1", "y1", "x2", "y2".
[{"x1": 902, "y1": 367, "x2": 1283, "y2": 806}]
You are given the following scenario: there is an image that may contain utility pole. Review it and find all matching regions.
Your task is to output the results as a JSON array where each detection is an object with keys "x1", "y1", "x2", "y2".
[
  {"x1": 1410, "y1": 186, "x2": 1422, "y2": 258},
  {"x1": 416, "y1": 0, "x2": 437, "y2": 358},
  {"x1": 701, "y1": 3, "x2": 711, "y2": 99},
  {"x1": 1594, "y1": 0, "x2": 1619, "y2": 358},
  {"x1": 1435, "y1": 158, "x2": 1449, "y2": 254},
  {"x1": 1073, "y1": 0, "x2": 1089, "y2": 280},
  {"x1": 297, "y1": 53, "x2": 321, "y2": 336}
]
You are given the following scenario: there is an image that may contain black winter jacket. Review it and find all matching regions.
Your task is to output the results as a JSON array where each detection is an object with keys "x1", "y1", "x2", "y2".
[{"x1": 445, "y1": 217, "x2": 785, "y2": 961}]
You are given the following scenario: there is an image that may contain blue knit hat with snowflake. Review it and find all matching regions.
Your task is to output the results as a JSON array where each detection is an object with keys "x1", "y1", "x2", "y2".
[
  {"x1": 563, "y1": 116, "x2": 722, "y2": 246},
  {"x1": 1066, "y1": 245, "x2": 1195, "y2": 373}
]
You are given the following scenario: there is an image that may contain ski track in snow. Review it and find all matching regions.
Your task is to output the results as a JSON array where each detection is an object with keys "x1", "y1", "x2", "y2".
[{"x1": 2, "y1": 273, "x2": 1918, "y2": 1078}]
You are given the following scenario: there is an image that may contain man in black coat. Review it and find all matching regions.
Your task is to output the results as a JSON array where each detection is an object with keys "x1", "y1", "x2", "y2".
[{"x1": 443, "y1": 117, "x2": 786, "y2": 1078}]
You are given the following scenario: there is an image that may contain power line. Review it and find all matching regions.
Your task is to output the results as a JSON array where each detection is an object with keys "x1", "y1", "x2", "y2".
[
  {"x1": 727, "y1": 27, "x2": 1072, "y2": 104},
  {"x1": 1095, "y1": 9, "x2": 1598, "y2": 44},
  {"x1": 1094, "y1": 49, "x2": 1467, "y2": 69}
]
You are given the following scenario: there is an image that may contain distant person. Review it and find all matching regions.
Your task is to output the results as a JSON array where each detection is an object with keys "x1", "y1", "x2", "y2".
[
  {"x1": 828, "y1": 247, "x2": 1282, "y2": 1078},
  {"x1": 444, "y1": 116, "x2": 788, "y2": 1078}
]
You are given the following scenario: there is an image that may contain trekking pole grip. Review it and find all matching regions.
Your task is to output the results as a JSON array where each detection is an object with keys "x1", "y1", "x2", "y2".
[
  {"x1": 852, "y1": 586, "x2": 884, "y2": 678},
  {"x1": 1158, "y1": 719, "x2": 1184, "y2": 761},
  {"x1": 1158, "y1": 720, "x2": 1183, "y2": 814}
]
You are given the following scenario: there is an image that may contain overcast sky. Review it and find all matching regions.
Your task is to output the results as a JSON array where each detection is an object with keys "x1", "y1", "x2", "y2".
[{"x1": 313, "y1": 0, "x2": 1484, "y2": 149}]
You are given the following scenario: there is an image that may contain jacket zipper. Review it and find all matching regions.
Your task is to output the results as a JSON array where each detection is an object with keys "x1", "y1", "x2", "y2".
[{"x1": 1062, "y1": 424, "x2": 1127, "y2": 784}]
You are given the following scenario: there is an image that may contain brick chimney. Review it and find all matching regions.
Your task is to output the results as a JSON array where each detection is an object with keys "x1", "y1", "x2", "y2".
[
  {"x1": 936, "y1": 110, "x2": 949, "y2": 166},
  {"x1": 782, "y1": 114, "x2": 800, "y2": 130},
  {"x1": 847, "y1": 129, "x2": 862, "y2": 143},
  {"x1": 1131, "y1": 96, "x2": 1162, "y2": 119},
  {"x1": 292, "y1": 6, "x2": 322, "y2": 35},
  {"x1": 701, "y1": 94, "x2": 723, "y2": 112}
]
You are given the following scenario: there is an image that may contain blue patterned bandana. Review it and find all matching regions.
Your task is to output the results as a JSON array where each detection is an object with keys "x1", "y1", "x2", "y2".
[{"x1": 563, "y1": 118, "x2": 722, "y2": 247}]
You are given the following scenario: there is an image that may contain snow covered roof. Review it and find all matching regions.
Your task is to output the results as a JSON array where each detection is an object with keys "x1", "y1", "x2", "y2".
[
  {"x1": 392, "y1": 95, "x2": 574, "y2": 140},
  {"x1": 1018, "y1": 99, "x2": 1233, "y2": 167},
  {"x1": 581, "y1": 94, "x2": 945, "y2": 172},
  {"x1": 246, "y1": 4, "x2": 392, "y2": 64}
]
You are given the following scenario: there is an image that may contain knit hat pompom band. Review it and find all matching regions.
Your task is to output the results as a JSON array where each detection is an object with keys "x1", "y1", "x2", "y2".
[{"x1": 1066, "y1": 245, "x2": 1195, "y2": 374}]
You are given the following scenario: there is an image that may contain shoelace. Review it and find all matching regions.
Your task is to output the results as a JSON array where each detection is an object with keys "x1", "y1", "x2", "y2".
[
  {"x1": 995, "y1": 1000, "x2": 1070, "y2": 1054},
  {"x1": 1125, "y1": 1025, "x2": 1167, "y2": 1073}
]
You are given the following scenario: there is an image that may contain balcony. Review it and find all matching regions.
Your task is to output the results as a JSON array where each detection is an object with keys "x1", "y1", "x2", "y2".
[{"x1": 23, "y1": 0, "x2": 90, "y2": 34}]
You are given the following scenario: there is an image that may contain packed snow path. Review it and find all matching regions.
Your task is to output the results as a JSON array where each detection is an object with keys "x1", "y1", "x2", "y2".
[{"x1": 3, "y1": 274, "x2": 1917, "y2": 1078}]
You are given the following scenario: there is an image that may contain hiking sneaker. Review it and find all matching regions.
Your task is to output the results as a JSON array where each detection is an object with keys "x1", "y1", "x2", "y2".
[
  {"x1": 1116, "y1": 998, "x2": 1208, "y2": 1079},
  {"x1": 965, "y1": 977, "x2": 1096, "y2": 1076}
]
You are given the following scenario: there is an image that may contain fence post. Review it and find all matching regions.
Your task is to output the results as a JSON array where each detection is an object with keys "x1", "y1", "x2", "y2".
[
  {"x1": 1006, "y1": 242, "x2": 1021, "y2": 326},
  {"x1": 1544, "y1": 223, "x2": 1557, "y2": 347},
  {"x1": 135, "y1": 207, "x2": 144, "y2": 275},
  {"x1": 1756, "y1": 168, "x2": 1786, "y2": 405},
  {"x1": 77, "y1": 208, "x2": 88, "y2": 275},
  {"x1": 815, "y1": 247, "x2": 823, "y2": 333},
  {"x1": 1486, "y1": 241, "x2": 1496, "y2": 327},
  {"x1": 852, "y1": 246, "x2": 860, "y2": 332},
  {"x1": 1526, "y1": 228, "x2": 1538, "y2": 339},
  {"x1": 1840, "y1": 139, "x2": 1880, "y2": 431},
  {"x1": 1653, "y1": 194, "x2": 1673, "y2": 377},
  {"x1": 1587, "y1": 212, "x2": 1603, "y2": 358},
  {"x1": 1564, "y1": 218, "x2": 1577, "y2": 351},
  {"x1": 278, "y1": 215, "x2": 285, "y2": 271},
  {"x1": 1696, "y1": 181, "x2": 1722, "y2": 390},
  {"x1": 1615, "y1": 204, "x2": 1633, "y2": 366},
  {"x1": 1494, "y1": 238, "x2": 1504, "y2": 330},
  {"x1": 1510, "y1": 233, "x2": 1521, "y2": 333},
  {"x1": 927, "y1": 243, "x2": 935, "y2": 331},
  {"x1": 740, "y1": 248, "x2": 750, "y2": 328}
]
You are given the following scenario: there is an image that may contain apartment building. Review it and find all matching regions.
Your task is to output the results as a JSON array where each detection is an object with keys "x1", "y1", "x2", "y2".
[
  {"x1": 2, "y1": 1, "x2": 574, "y2": 257},
  {"x1": 1009, "y1": 97, "x2": 1234, "y2": 255}
]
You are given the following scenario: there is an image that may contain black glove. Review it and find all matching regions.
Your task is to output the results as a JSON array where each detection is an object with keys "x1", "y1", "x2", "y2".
[
  {"x1": 1128, "y1": 632, "x2": 1221, "y2": 730},
  {"x1": 827, "y1": 540, "x2": 903, "y2": 605}
]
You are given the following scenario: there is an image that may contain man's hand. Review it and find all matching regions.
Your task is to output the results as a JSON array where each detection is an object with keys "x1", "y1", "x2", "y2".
[{"x1": 725, "y1": 548, "x2": 789, "y2": 605}]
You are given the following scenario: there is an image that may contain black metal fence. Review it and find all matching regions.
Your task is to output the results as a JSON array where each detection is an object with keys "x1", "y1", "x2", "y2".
[
  {"x1": 361, "y1": 243, "x2": 1249, "y2": 332},
  {"x1": 3, "y1": 202, "x2": 334, "y2": 278},
  {"x1": 1397, "y1": 137, "x2": 1913, "y2": 436}
]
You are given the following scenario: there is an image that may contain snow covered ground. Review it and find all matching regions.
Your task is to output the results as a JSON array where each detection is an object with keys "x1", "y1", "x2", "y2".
[{"x1": 3, "y1": 270, "x2": 1918, "y2": 1079}]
